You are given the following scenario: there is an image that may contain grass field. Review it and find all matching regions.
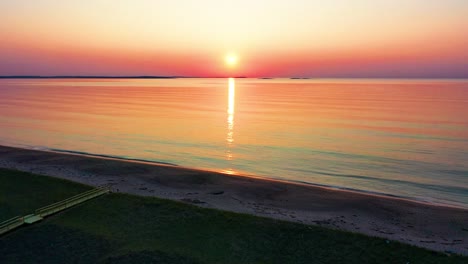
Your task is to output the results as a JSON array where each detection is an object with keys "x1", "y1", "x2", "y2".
[{"x1": 0, "y1": 168, "x2": 466, "y2": 263}]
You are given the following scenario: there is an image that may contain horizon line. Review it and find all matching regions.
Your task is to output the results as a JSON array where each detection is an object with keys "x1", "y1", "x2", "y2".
[{"x1": 1, "y1": 75, "x2": 468, "y2": 80}]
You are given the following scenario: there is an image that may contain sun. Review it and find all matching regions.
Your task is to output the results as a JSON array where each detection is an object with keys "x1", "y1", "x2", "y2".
[{"x1": 225, "y1": 54, "x2": 238, "y2": 67}]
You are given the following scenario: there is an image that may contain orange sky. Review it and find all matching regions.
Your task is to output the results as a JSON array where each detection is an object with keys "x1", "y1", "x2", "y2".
[{"x1": 1, "y1": 0, "x2": 467, "y2": 77}]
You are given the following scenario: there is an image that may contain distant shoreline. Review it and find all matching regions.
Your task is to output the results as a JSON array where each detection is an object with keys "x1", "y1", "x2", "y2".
[
  {"x1": 0, "y1": 76, "x2": 182, "y2": 79},
  {"x1": 1, "y1": 76, "x2": 467, "y2": 79},
  {"x1": 0, "y1": 76, "x2": 247, "y2": 79},
  {"x1": 0, "y1": 144, "x2": 466, "y2": 255}
]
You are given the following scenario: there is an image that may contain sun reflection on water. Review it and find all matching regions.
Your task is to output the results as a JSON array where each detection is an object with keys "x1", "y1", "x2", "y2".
[{"x1": 225, "y1": 77, "x2": 236, "y2": 174}]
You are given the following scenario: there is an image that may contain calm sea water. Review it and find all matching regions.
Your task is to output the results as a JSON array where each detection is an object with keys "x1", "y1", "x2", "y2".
[{"x1": 0, "y1": 78, "x2": 467, "y2": 208}]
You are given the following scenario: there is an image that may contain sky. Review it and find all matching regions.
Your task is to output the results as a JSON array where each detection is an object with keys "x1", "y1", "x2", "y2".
[{"x1": 1, "y1": 0, "x2": 467, "y2": 77}]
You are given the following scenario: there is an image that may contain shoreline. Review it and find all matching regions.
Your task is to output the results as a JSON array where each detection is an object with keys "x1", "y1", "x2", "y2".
[
  {"x1": 5, "y1": 143, "x2": 465, "y2": 211},
  {"x1": 0, "y1": 145, "x2": 467, "y2": 255}
]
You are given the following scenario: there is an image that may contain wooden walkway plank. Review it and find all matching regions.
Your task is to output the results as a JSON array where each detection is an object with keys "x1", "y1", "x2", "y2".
[
  {"x1": 0, "y1": 187, "x2": 109, "y2": 236},
  {"x1": 0, "y1": 216, "x2": 24, "y2": 235}
]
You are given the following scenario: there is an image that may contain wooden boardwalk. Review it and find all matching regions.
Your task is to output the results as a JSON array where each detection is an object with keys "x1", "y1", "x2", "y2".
[{"x1": 0, "y1": 187, "x2": 109, "y2": 235}]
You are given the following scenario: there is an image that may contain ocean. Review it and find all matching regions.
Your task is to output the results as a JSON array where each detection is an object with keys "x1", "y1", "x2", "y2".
[{"x1": 0, "y1": 78, "x2": 467, "y2": 208}]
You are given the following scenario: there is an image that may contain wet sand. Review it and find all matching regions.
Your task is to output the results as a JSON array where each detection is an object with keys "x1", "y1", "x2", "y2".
[{"x1": 0, "y1": 145, "x2": 466, "y2": 255}]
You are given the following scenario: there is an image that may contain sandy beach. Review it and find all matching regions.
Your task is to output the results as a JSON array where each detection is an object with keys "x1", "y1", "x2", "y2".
[{"x1": 0, "y1": 145, "x2": 466, "y2": 255}]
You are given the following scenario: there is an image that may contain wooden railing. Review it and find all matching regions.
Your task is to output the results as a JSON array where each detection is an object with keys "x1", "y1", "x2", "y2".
[
  {"x1": 0, "y1": 216, "x2": 24, "y2": 235},
  {"x1": 0, "y1": 186, "x2": 110, "y2": 236},
  {"x1": 35, "y1": 187, "x2": 109, "y2": 217}
]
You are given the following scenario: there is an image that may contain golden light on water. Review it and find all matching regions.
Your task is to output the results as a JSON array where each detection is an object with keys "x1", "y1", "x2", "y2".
[
  {"x1": 227, "y1": 77, "x2": 235, "y2": 148},
  {"x1": 228, "y1": 78, "x2": 235, "y2": 116},
  {"x1": 225, "y1": 77, "x2": 236, "y2": 174}
]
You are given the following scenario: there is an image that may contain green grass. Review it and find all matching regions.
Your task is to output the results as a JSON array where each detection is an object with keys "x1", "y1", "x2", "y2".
[
  {"x1": 0, "y1": 168, "x2": 91, "y2": 218},
  {"x1": 0, "y1": 168, "x2": 466, "y2": 263}
]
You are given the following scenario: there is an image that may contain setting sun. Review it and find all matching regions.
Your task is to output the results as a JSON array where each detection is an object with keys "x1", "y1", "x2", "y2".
[{"x1": 225, "y1": 54, "x2": 238, "y2": 67}]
